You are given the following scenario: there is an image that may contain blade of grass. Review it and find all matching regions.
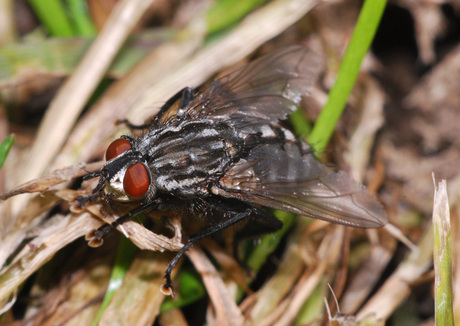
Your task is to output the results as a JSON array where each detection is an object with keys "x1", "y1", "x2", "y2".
[
  {"x1": 66, "y1": 0, "x2": 97, "y2": 36},
  {"x1": 289, "y1": 109, "x2": 311, "y2": 139},
  {"x1": 0, "y1": 135, "x2": 14, "y2": 169},
  {"x1": 27, "y1": 0, "x2": 75, "y2": 36},
  {"x1": 432, "y1": 176, "x2": 454, "y2": 326},
  {"x1": 0, "y1": 31, "x2": 174, "y2": 86},
  {"x1": 246, "y1": 211, "x2": 296, "y2": 272},
  {"x1": 308, "y1": 0, "x2": 387, "y2": 153},
  {"x1": 295, "y1": 279, "x2": 327, "y2": 324},
  {"x1": 92, "y1": 236, "x2": 138, "y2": 326}
]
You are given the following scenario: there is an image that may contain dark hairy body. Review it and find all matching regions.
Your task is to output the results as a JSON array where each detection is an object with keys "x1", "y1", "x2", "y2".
[{"x1": 80, "y1": 46, "x2": 387, "y2": 294}]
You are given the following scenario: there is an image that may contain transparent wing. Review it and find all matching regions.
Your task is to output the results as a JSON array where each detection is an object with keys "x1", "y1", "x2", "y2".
[
  {"x1": 217, "y1": 142, "x2": 387, "y2": 228},
  {"x1": 158, "y1": 45, "x2": 322, "y2": 125}
]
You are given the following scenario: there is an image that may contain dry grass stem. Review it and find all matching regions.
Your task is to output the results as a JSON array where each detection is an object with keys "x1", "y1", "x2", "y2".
[
  {"x1": 202, "y1": 239, "x2": 252, "y2": 295},
  {"x1": 340, "y1": 243, "x2": 394, "y2": 313},
  {"x1": 343, "y1": 78, "x2": 385, "y2": 183},
  {"x1": 263, "y1": 226, "x2": 344, "y2": 326},
  {"x1": 357, "y1": 224, "x2": 434, "y2": 320},
  {"x1": 17, "y1": 0, "x2": 156, "y2": 187},
  {"x1": 0, "y1": 162, "x2": 103, "y2": 201},
  {"x1": 187, "y1": 247, "x2": 244, "y2": 326},
  {"x1": 0, "y1": 212, "x2": 101, "y2": 303},
  {"x1": 242, "y1": 220, "x2": 310, "y2": 324}
]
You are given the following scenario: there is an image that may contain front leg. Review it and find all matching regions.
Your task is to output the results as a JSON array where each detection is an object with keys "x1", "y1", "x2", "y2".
[
  {"x1": 116, "y1": 119, "x2": 150, "y2": 130},
  {"x1": 85, "y1": 198, "x2": 163, "y2": 247},
  {"x1": 75, "y1": 192, "x2": 103, "y2": 207}
]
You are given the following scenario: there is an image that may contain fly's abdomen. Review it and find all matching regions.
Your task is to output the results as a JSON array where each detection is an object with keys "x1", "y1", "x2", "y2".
[{"x1": 148, "y1": 120, "x2": 243, "y2": 195}]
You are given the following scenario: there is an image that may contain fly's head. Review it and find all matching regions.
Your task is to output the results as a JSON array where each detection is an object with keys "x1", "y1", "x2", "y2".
[{"x1": 89, "y1": 136, "x2": 155, "y2": 202}]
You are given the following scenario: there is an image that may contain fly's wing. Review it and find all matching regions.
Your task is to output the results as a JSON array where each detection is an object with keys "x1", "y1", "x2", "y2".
[
  {"x1": 217, "y1": 141, "x2": 388, "y2": 228},
  {"x1": 157, "y1": 45, "x2": 322, "y2": 125}
]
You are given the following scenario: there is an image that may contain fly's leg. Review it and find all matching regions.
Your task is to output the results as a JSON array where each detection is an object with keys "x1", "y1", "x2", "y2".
[
  {"x1": 178, "y1": 87, "x2": 193, "y2": 109},
  {"x1": 156, "y1": 87, "x2": 194, "y2": 120},
  {"x1": 75, "y1": 193, "x2": 103, "y2": 207},
  {"x1": 85, "y1": 199, "x2": 161, "y2": 247},
  {"x1": 117, "y1": 87, "x2": 194, "y2": 130},
  {"x1": 161, "y1": 207, "x2": 254, "y2": 296},
  {"x1": 116, "y1": 119, "x2": 150, "y2": 130},
  {"x1": 234, "y1": 210, "x2": 283, "y2": 240}
]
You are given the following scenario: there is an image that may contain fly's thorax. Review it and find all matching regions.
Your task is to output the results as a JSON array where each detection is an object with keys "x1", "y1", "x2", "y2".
[{"x1": 144, "y1": 119, "x2": 246, "y2": 195}]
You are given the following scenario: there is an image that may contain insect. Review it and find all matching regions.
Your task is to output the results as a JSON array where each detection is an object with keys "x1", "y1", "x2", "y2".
[{"x1": 80, "y1": 45, "x2": 387, "y2": 295}]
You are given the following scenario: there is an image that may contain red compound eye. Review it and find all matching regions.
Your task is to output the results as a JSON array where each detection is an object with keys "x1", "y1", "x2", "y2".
[
  {"x1": 106, "y1": 138, "x2": 131, "y2": 161},
  {"x1": 123, "y1": 163, "x2": 150, "y2": 198}
]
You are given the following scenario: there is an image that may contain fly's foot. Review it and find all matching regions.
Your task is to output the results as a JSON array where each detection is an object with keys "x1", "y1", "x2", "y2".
[
  {"x1": 85, "y1": 229, "x2": 104, "y2": 247},
  {"x1": 75, "y1": 191, "x2": 102, "y2": 208},
  {"x1": 160, "y1": 269, "x2": 175, "y2": 297},
  {"x1": 85, "y1": 223, "x2": 114, "y2": 247}
]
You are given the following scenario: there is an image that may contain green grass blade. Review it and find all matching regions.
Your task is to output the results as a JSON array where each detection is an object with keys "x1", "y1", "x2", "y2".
[
  {"x1": 66, "y1": 0, "x2": 97, "y2": 36},
  {"x1": 289, "y1": 109, "x2": 311, "y2": 139},
  {"x1": 308, "y1": 0, "x2": 387, "y2": 152},
  {"x1": 0, "y1": 135, "x2": 15, "y2": 169},
  {"x1": 0, "y1": 31, "x2": 174, "y2": 85},
  {"x1": 295, "y1": 279, "x2": 327, "y2": 324},
  {"x1": 433, "y1": 178, "x2": 454, "y2": 326},
  {"x1": 27, "y1": 0, "x2": 75, "y2": 37},
  {"x1": 206, "y1": 0, "x2": 268, "y2": 35},
  {"x1": 92, "y1": 236, "x2": 138, "y2": 326},
  {"x1": 246, "y1": 211, "x2": 296, "y2": 272}
]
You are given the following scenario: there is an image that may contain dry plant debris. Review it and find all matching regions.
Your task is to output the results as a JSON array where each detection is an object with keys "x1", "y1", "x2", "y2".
[{"x1": 1, "y1": 0, "x2": 459, "y2": 325}]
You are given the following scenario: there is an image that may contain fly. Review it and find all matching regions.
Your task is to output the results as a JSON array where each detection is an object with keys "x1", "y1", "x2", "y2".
[{"x1": 79, "y1": 45, "x2": 388, "y2": 295}]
